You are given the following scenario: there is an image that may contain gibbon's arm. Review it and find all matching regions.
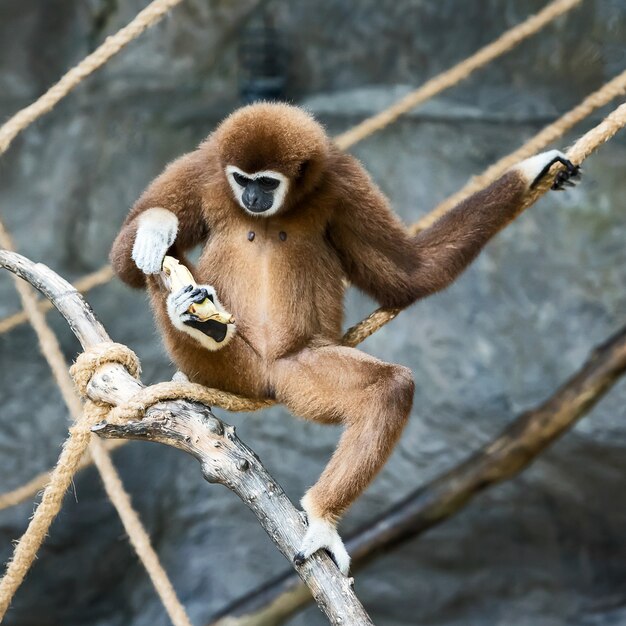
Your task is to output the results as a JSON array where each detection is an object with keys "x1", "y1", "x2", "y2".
[
  {"x1": 110, "y1": 151, "x2": 209, "y2": 288},
  {"x1": 329, "y1": 150, "x2": 579, "y2": 308}
]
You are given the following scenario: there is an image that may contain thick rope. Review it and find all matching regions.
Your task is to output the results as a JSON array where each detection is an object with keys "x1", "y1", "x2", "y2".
[
  {"x1": 334, "y1": 0, "x2": 582, "y2": 151},
  {"x1": 72, "y1": 343, "x2": 272, "y2": 414},
  {"x1": 0, "y1": 0, "x2": 186, "y2": 156},
  {"x1": 0, "y1": 0, "x2": 582, "y2": 336},
  {"x1": 0, "y1": 228, "x2": 193, "y2": 626}
]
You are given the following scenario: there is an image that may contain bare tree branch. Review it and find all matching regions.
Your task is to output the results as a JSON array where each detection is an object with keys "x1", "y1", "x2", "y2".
[
  {"x1": 0, "y1": 250, "x2": 374, "y2": 626},
  {"x1": 208, "y1": 324, "x2": 626, "y2": 626}
]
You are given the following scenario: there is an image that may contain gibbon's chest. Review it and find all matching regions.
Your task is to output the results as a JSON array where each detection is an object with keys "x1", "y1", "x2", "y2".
[
  {"x1": 197, "y1": 219, "x2": 345, "y2": 355},
  {"x1": 202, "y1": 218, "x2": 341, "y2": 282}
]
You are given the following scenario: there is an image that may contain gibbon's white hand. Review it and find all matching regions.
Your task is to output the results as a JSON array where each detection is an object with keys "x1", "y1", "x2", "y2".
[
  {"x1": 166, "y1": 284, "x2": 236, "y2": 351},
  {"x1": 132, "y1": 207, "x2": 178, "y2": 274}
]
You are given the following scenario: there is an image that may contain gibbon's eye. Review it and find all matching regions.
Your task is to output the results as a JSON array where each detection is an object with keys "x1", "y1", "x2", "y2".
[
  {"x1": 257, "y1": 176, "x2": 280, "y2": 191},
  {"x1": 233, "y1": 172, "x2": 249, "y2": 187}
]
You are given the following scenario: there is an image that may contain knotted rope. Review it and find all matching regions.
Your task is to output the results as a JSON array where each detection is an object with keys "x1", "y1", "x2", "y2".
[{"x1": 71, "y1": 342, "x2": 273, "y2": 416}]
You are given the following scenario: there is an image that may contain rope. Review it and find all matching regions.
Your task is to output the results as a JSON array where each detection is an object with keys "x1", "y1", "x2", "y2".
[
  {"x1": 0, "y1": 0, "x2": 583, "y2": 337},
  {"x1": 0, "y1": 0, "x2": 186, "y2": 156},
  {"x1": 0, "y1": 227, "x2": 193, "y2": 626},
  {"x1": 72, "y1": 342, "x2": 273, "y2": 415},
  {"x1": 334, "y1": 0, "x2": 582, "y2": 150}
]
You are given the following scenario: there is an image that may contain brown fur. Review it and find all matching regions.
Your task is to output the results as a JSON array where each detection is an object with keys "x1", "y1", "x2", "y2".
[{"x1": 110, "y1": 102, "x2": 532, "y2": 521}]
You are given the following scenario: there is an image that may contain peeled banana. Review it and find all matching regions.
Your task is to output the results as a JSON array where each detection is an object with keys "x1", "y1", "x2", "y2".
[{"x1": 161, "y1": 255, "x2": 234, "y2": 325}]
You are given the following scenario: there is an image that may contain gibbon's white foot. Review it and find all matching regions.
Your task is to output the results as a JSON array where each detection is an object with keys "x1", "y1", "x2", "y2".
[
  {"x1": 132, "y1": 207, "x2": 178, "y2": 274},
  {"x1": 294, "y1": 496, "x2": 350, "y2": 575},
  {"x1": 166, "y1": 284, "x2": 236, "y2": 351},
  {"x1": 171, "y1": 370, "x2": 189, "y2": 382},
  {"x1": 516, "y1": 149, "x2": 581, "y2": 190}
]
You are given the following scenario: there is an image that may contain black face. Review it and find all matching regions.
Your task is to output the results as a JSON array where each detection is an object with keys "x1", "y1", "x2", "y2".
[{"x1": 233, "y1": 172, "x2": 281, "y2": 213}]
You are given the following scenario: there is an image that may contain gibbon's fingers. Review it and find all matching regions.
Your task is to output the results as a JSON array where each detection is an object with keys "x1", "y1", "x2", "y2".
[
  {"x1": 131, "y1": 207, "x2": 178, "y2": 274},
  {"x1": 294, "y1": 515, "x2": 351, "y2": 576},
  {"x1": 170, "y1": 285, "x2": 200, "y2": 318}
]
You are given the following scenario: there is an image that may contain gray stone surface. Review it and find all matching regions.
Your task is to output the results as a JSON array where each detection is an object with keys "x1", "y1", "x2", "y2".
[{"x1": 0, "y1": 1, "x2": 625, "y2": 625}]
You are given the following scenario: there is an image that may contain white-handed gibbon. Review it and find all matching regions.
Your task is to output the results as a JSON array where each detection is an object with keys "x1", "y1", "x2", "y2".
[{"x1": 110, "y1": 102, "x2": 580, "y2": 574}]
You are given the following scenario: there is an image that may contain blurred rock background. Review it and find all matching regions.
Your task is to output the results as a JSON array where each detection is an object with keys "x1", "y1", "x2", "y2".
[{"x1": 0, "y1": 0, "x2": 625, "y2": 624}]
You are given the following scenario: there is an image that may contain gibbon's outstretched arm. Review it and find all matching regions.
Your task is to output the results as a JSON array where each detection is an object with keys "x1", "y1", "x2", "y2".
[
  {"x1": 330, "y1": 150, "x2": 580, "y2": 308},
  {"x1": 110, "y1": 150, "x2": 209, "y2": 289}
]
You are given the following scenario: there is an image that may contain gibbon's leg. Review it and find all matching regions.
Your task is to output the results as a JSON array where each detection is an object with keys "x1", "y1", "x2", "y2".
[{"x1": 271, "y1": 345, "x2": 415, "y2": 574}]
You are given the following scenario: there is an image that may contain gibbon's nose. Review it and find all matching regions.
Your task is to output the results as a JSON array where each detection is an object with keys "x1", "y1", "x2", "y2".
[
  {"x1": 242, "y1": 183, "x2": 271, "y2": 213},
  {"x1": 245, "y1": 189, "x2": 260, "y2": 208}
]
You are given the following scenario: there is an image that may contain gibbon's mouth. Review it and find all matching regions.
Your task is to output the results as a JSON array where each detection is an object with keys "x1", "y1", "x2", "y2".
[{"x1": 244, "y1": 204, "x2": 274, "y2": 214}]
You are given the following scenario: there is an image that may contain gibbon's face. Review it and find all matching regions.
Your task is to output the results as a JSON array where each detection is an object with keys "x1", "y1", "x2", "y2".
[{"x1": 225, "y1": 165, "x2": 289, "y2": 217}]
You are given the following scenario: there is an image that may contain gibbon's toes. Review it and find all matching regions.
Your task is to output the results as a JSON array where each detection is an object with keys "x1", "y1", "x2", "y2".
[{"x1": 293, "y1": 516, "x2": 351, "y2": 576}]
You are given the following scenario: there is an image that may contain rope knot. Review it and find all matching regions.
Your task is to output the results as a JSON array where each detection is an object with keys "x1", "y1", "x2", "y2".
[{"x1": 70, "y1": 342, "x2": 141, "y2": 397}]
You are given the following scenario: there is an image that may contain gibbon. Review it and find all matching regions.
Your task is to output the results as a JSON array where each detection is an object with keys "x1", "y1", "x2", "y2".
[{"x1": 110, "y1": 102, "x2": 580, "y2": 574}]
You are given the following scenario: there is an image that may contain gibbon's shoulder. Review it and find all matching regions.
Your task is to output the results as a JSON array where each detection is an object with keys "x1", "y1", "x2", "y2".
[{"x1": 324, "y1": 148, "x2": 392, "y2": 217}]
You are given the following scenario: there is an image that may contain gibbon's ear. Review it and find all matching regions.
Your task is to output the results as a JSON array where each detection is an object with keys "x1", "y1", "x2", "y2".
[
  {"x1": 292, "y1": 153, "x2": 328, "y2": 202},
  {"x1": 296, "y1": 160, "x2": 310, "y2": 182}
]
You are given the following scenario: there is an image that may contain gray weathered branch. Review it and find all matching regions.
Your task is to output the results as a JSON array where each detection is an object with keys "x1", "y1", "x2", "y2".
[
  {"x1": 207, "y1": 324, "x2": 626, "y2": 626},
  {"x1": 0, "y1": 249, "x2": 373, "y2": 626}
]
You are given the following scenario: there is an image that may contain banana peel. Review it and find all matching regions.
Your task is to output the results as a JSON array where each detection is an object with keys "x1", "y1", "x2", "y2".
[{"x1": 161, "y1": 255, "x2": 234, "y2": 325}]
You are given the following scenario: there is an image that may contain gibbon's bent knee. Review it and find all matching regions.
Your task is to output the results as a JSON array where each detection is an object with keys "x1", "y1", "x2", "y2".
[{"x1": 386, "y1": 364, "x2": 415, "y2": 419}]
